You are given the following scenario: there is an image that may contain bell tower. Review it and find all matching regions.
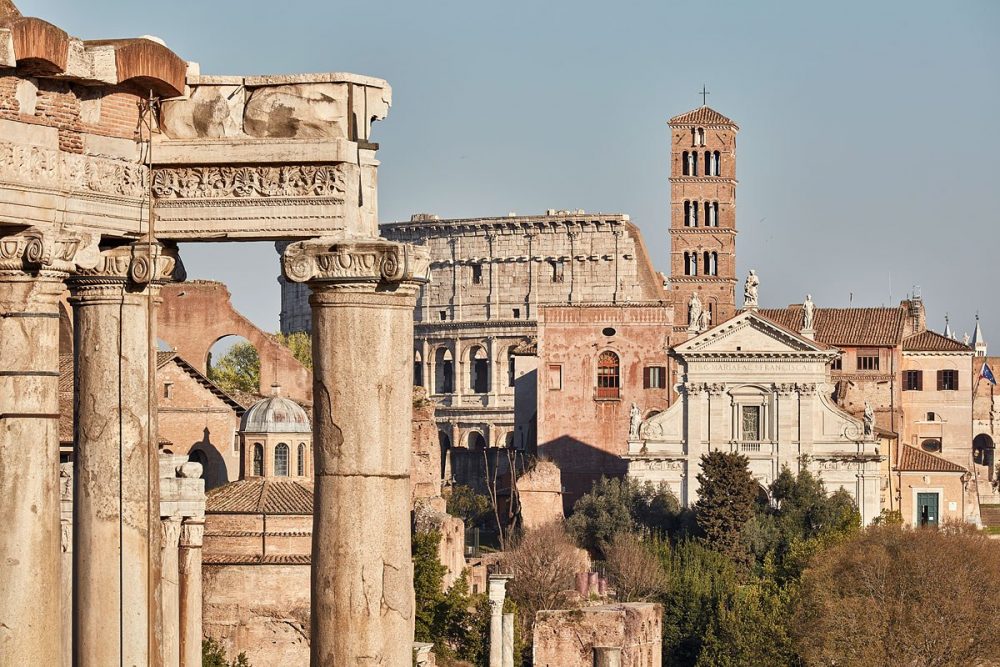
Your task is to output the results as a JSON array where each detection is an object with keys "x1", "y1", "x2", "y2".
[{"x1": 668, "y1": 103, "x2": 739, "y2": 332}]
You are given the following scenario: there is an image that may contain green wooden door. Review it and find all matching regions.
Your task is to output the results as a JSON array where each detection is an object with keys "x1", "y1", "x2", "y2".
[{"x1": 917, "y1": 492, "x2": 939, "y2": 527}]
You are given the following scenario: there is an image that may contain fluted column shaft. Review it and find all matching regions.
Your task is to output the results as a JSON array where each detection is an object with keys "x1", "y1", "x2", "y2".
[
  {"x1": 283, "y1": 238, "x2": 427, "y2": 666},
  {"x1": 68, "y1": 241, "x2": 183, "y2": 667},
  {"x1": 0, "y1": 228, "x2": 97, "y2": 666}
]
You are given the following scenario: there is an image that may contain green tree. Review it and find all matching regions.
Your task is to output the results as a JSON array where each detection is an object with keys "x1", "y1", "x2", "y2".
[
  {"x1": 445, "y1": 484, "x2": 492, "y2": 528},
  {"x1": 412, "y1": 530, "x2": 489, "y2": 663},
  {"x1": 274, "y1": 331, "x2": 312, "y2": 370},
  {"x1": 202, "y1": 637, "x2": 251, "y2": 667},
  {"x1": 694, "y1": 451, "x2": 758, "y2": 566},
  {"x1": 567, "y1": 477, "x2": 680, "y2": 556},
  {"x1": 207, "y1": 341, "x2": 260, "y2": 395}
]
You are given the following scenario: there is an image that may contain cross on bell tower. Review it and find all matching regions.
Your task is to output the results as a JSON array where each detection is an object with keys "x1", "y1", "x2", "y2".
[{"x1": 699, "y1": 85, "x2": 710, "y2": 106}]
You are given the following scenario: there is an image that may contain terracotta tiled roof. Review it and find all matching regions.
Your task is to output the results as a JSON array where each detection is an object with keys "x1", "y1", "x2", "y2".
[
  {"x1": 669, "y1": 106, "x2": 736, "y2": 126},
  {"x1": 206, "y1": 478, "x2": 314, "y2": 514},
  {"x1": 902, "y1": 330, "x2": 972, "y2": 352},
  {"x1": 897, "y1": 445, "x2": 966, "y2": 473},
  {"x1": 758, "y1": 307, "x2": 906, "y2": 347}
]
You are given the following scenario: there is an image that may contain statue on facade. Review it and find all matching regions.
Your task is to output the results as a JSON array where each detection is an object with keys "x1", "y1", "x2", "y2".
[
  {"x1": 698, "y1": 307, "x2": 711, "y2": 332},
  {"x1": 629, "y1": 403, "x2": 642, "y2": 440},
  {"x1": 863, "y1": 401, "x2": 875, "y2": 437},
  {"x1": 688, "y1": 292, "x2": 703, "y2": 330},
  {"x1": 803, "y1": 294, "x2": 815, "y2": 330},
  {"x1": 743, "y1": 269, "x2": 759, "y2": 309}
]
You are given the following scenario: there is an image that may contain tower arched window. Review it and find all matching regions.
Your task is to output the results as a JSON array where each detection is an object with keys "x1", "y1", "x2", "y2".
[
  {"x1": 712, "y1": 151, "x2": 721, "y2": 176},
  {"x1": 434, "y1": 347, "x2": 454, "y2": 394},
  {"x1": 252, "y1": 443, "x2": 263, "y2": 476},
  {"x1": 696, "y1": 127, "x2": 705, "y2": 146},
  {"x1": 684, "y1": 201, "x2": 698, "y2": 227},
  {"x1": 682, "y1": 151, "x2": 690, "y2": 176},
  {"x1": 684, "y1": 252, "x2": 698, "y2": 276},
  {"x1": 703, "y1": 251, "x2": 718, "y2": 276},
  {"x1": 274, "y1": 443, "x2": 289, "y2": 476},
  {"x1": 707, "y1": 202, "x2": 719, "y2": 227},
  {"x1": 297, "y1": 443, "x2": 306, "y2": 476},
  {"x1": 704, "y1": 151, "x2": 711, "y2": 175},
  {"x1": 596, "y1": 351, "x2": 621, "y2": 399}
]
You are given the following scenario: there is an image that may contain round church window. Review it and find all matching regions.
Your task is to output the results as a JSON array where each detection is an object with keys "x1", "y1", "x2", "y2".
[
  {"x1": 602, "y1": 327, "x2": 616, "y2": 337},
  {"x1": 920, "y1": 439, "x2": 942, "y2": 453}
]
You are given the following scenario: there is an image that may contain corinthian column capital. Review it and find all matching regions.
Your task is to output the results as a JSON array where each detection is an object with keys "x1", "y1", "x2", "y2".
[
  {"x1": 0, "y1": 226, "x2": 101, "y2": 275},
  {"x1": 281, "y1": 237, "x2": 429, "y2": 291},
  {"x1": 69, "y1": 241, "x2": 186, "y2": 289},
  {"x1": 179, "y1": 519, "x2": 204, "y2": 549}
]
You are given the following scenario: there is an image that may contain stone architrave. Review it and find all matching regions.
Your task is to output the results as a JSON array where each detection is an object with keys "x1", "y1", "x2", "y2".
[
  {"x1": 281, "y1": 238, "x2": 429, "y2": 666},
  {"x1": 67, "y1": 241, "x2": 185, "y2": 667},
  {"x1": 0, "y1": 227, "x2": 99, "y2": 666},
  {"x1": 178, "y1": 519, "x2": 204, "y2": 667}
]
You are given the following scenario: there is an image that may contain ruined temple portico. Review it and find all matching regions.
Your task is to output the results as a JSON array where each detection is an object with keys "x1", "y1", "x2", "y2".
[{"x1": 0, "y1": 2, "x2": 420, "y2": 663}]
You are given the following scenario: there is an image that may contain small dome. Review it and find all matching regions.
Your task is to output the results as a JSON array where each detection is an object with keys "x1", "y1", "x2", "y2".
[{"x1": 240, "y1": 386, "x2": 310, "y2": 434}]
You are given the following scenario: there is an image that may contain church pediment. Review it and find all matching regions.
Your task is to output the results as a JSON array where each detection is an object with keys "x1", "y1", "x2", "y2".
[{"x1": 675, "y1": 311, "x2": 831, "y2": 356}]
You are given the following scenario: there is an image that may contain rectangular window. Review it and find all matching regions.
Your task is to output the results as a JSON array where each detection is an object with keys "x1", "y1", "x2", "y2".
[
  {"x1": 163, "y1": 382, "x2": 173, "y2": 400},
  {"x1": 741, "y1": 405, "x2": 761, "y2": 441},
  {"x1": 937, "y1": 369, "x2": 958, "y2": 391},
  {"x1": 643, "y1": 366, "x2": 666, "y2": 389},
  {"x1": 830, "y1": 357, "x2": 842, "y2": 371},
  {"x1": 547, "y1": 364, "x2": 562, "y2": 390},
  {"x1": 904, "y1": 370, "x2": 923, "y2": 391},
  {"x1": 439, "y1": 310, "x2": 448, "y2": 321},
  {"x1": 471, "y1": 264, "x2": 483, "y2": 285},
  {"x1": 512, "y1": 308, "x2": 520, "y2": 319},
  {"x1": 857, "y1": 349, "x2": 880, "y2": 371}
]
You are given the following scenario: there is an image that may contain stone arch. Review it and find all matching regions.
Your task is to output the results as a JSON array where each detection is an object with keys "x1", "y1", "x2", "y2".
[
  {"x1": 158, "y1": 281, "x2": 311, "y2": 403},
  {"x1": 433, "y1": 346, "x2": 454, "y2": 394},
  {"x1": 468, "y1": 345, "x2": 489, "y2": 394},
  {"x1": 466, "y1": 430, "x2": 487, "y2": 451},
  {"x1": 973, "y1": 433, "x2": 995, "y2": 467}
]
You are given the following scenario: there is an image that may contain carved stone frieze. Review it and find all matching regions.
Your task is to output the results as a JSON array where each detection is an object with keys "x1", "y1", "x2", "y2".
[
  {"x1": 796, "y1": 382, "x2": 817, "y2": 395},
  {"x1": 707, "y1": 382, "x2": 727, "y2": 396},
  {"x1": 630, "y1": 459, "x2": 685, "y2": 472},
  {"x1": 0, "y1": 226, "x2": 101, "y2": 274},
  {"x1": 282, "y1": 238, "x2": 430, "y2": 287},
  {"x1": 775, "y1": 382, "x2": 797, "y2": 396},
  {"x1": 151, "y1": 165, "x2": 346, "y2": 200},
  {"x1": 0, "y1": 141, "x2": 147, "y2": 199}
]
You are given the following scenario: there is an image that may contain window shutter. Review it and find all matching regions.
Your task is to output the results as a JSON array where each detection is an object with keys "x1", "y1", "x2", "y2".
[
  {"x1": 937, "y1": 370, "x2": 944, "y2": 391},
  {"x1": 643, "y1": 367, "x2": 650, "y2": 389},
  {"x1": 916, "y1": 370, "x2": 922, "y2": 391}
]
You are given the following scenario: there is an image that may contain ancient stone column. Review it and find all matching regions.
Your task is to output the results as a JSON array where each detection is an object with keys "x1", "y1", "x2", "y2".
[
  {"x1": 178, "y1": 518, "x2": 204, "y2": 667},
  {"x1": 282, "y1": 238, "x2": 429, "y2": 666},
  {"x1": 487, "y1": 574, "x2": 512, "y2": 667},
  {"x1": 161, "y1": 517, "x2": 183, "y2": 667},
  {"x1": 68, "y1": 241, "x2": 183, "y2": 667},
  {"x1": 0, "y1": 228, "x2": 97, "y2": 666},
  {"x1": 502, "y1": 612, "x2": 514, "y2": 667}
]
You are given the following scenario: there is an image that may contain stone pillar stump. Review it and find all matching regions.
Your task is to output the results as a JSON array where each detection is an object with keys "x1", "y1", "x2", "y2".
[{"x1": 178, "y1": 518, "x2": 204, "y2": 667}]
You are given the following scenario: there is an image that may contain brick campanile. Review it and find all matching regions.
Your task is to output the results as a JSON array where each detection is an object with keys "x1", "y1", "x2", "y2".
[{"x1": 668, "y1": 106, "x2": 739, "y2": 330}]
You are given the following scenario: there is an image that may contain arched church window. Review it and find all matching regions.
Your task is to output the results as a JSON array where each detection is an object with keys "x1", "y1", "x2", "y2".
[
  {"x1": 696, "y1": 127, "x2": 705, "y2": 146},
  {"x1": 252, "y1": 443, "x2": 263, "y2": 476},
  {"x1": 704, "y1": 151, "x2": 712, "y2": 175},
  {"x1": 274, "y1": 443, "x2": 289, "y2": 476},
  {"x1": 703, "y1": 252, "x2": 718, "y2": 276},
  {"x1": 682, "y1": 151, "x2": 690, "y2": 176},
  {"x1": 297, "y1": 443, "x2": 306, "y2": 476},
  {"x1": 684, "y1": 252, "x2": 698, "y2": 276},
  {"x1": 712, "y1": 151, "x2": 721, "y2": 176},
  {"x1": 596, "y1": 351, "x2": 620, "y2": 399}
]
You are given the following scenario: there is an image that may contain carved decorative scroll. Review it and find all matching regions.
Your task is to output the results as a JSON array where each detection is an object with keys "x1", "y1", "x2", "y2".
[
  {"x1": 0, "y1": 226, "x2": 100, "y2": 273},
  {"x1": 151, "y1": 165, "x2": 346, "y2": 200},
  {"x1": 282, "y1": 238, "x2": 430, "y2": 286}
]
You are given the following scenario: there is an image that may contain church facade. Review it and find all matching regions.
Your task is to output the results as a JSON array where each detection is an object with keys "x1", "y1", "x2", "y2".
[{"x1": 626, "y1": 310, "x2": 883, "y2": 524}]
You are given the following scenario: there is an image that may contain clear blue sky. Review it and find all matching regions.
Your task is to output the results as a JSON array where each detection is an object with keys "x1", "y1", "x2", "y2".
[{"x1": 24, "y1": 0, "x2": 1000, "y2": 343}]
